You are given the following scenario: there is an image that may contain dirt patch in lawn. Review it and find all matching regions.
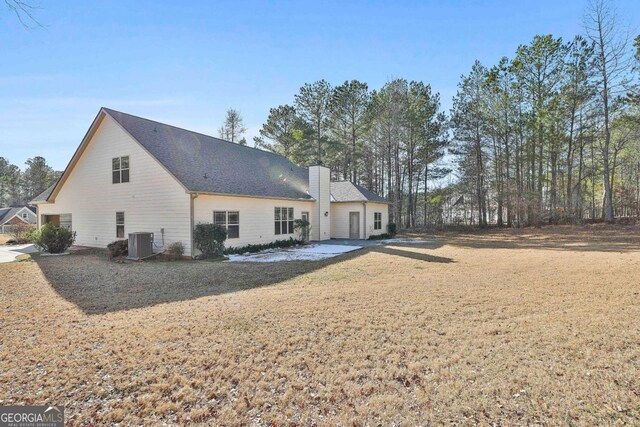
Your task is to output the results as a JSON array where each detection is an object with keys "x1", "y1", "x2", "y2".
[
  {"x1": 1, "y1": 225, "x2": 640, "y2": 425},
  {"x1": 0, "y1": 234, "x2": 12, "y2": 245}
]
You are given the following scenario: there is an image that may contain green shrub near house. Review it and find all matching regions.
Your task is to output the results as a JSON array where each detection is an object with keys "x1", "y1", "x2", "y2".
[
  {"x1": 225, "y1": 237, "x2": 304, "y2": 255},
  {"x1": 368, "y1": 233, "x2": 392, "y2": 240},
  {"x1": 293, "y1": 218, "x2": 311, "y2": 241},
  {"x1": 193, "y1": 223, "x2": 227, "y2": 259},
  {"x1": 36, "y1": 223, "x2": 76, "y2": 254},
  {"x1": 23, "y1": 226, "x2": 40, "y2": 244},
  {"x1": 387, "y1": 222, "x2": 397, "y2": 236}
]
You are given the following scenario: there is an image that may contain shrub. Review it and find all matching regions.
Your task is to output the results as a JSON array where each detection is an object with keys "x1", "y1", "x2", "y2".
[
  {"x1": 166, "y1": 241, "x2": 185, "y2": 260},
  {"x1": 368, "y1": 233, "x2": 392, "y2": 240},
  {"x1": 193, "y1": 223, "x2": 227, "y2": 259},
  {"x1": 107, "y1": 239, "x2": 128, "y2": 260},
  {"x1": 36, "y1": 223, "x2": 76, "y2": 254},
  {"x1": 387, "y1": 222, "x2": 397, "y2": 236},
  {"x1": 225, "y1": 237, "x2": 303, "y2": 255},
  {"x1": 293, "y1": 218, "x2": 311, "y2": 241},
  {"x1": 24, "y1": 226, "x2": 40, "y2": 244},
  {"x1": 9, "y1": 222, "x2": 35, "y2": 244}
]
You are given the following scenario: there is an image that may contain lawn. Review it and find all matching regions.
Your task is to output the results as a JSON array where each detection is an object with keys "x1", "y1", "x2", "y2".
[{"x1": 1, "y1": 225, "x2": 639, "y2": 425}]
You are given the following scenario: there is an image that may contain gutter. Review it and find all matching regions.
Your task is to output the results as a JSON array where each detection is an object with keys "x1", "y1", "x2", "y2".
[{"x1": 187, "y1": 190, "x2": 315, "y2": 202}]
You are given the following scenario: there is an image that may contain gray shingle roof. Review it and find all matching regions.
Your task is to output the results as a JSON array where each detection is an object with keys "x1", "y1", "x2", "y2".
[
  {"x1": 0, "y1": 206, "x2": 35, "y2": 225},
  {"x1": 31, "y1": 185, "x2": 55, "y2": 204},
  {"x1": 103, "y1": 108, "x2": 313, "y2": 200},
  {"x1": 0, "y1": 207, "x2": 10, "y2": 223},
  {"x1": 330, "y1": 181, "x2": 387, "y2": 203}
]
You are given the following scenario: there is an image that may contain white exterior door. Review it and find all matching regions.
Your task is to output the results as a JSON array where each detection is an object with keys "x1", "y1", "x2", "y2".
[{"x1": 349, "y1": 211, "x2": 360, "y2": 239}]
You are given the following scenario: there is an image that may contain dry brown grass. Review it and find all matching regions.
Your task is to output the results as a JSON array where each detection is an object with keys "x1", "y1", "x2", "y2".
[
  {"x1": 1, "y1": 225, "x2": 640, "y2": 425},
  {"x1": 0, "y1": 233, "x2": 12, "y2": 244}
]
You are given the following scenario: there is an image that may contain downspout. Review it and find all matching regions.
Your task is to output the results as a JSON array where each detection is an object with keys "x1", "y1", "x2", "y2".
[
  {"x1": 363, "y1": 202, "x2": 367, "y2": 239},
  {"x1": 190, "y1": 193, "x2": 198, "y2": 258},
  {"x1": 317, "y1": 168, "x2": 321, "y2": 241}
]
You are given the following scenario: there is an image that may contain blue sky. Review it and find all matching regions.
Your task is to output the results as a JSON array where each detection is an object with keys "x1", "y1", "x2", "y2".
[{"x1": 1, "y1": 0, "x2": 639, "y2": 171}]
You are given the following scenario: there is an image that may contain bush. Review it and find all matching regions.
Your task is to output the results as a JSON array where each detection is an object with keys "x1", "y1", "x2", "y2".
[
  {"x1": 107, "y1": 239, "x2": 128, "y2": 260},
  {"x1": 387, "y1": 222, "x2": 397, "y2": 236},
  {"x1": 193, "y1": 223, "x2": 227, "y2": 259},
  {"x1": 293, "y1": 218, "x2": 311, "y2": 241},
  {"x1": 368, "y1": 233, "x2": 392, "y2": 240},
  {"x1": 166, "y1": 241, "x2": 185, "y2": 260},
  {"x1": 9, "y1": 222, "x2": 35, "y2": 244},
  {"x1": 36, "y1": 223, "x2": 76, "y2": 254},
  {"x1": 24, "y1": 226, "x2": 40, "y2": 244},
  {"x1": 225, "y1": 237, "x2": 303, "y2": 255}
]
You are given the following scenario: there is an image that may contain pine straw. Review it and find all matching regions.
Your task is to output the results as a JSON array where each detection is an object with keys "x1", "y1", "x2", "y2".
[{"x1": 1, "y1": 225, "x2": 639, "y2": 425}]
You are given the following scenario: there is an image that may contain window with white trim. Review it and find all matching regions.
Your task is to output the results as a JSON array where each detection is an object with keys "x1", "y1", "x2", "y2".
[
  {"x1": 374, "y1": 212, "x2": 382, "y2": 230},
  {"x1": 112, "y1": 156, "x2": 130, "y2": 184},
  {"x1": 116, "y1": 212, "x2": 125, "y2": 238},
  {"x1": 214, "y1": 211, "x2": 239, "y2": 239},
  {"x1": 21, "y1": 212, "x2": 28, "y2": 219},
  {"x1": 275, "y1": 207, "x2": 294, "y2": 235}
]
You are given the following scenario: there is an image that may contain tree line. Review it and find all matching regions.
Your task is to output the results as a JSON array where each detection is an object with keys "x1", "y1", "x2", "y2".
[
  {"x1": 449, "y1": 0, "x2": 640, "y2": 227},
  {"x1": 0, "y1": 157, "x2": 60, "y2": 207},
  {"x1": 246, "y1": 0, "x2": 640, "y2": 228}
]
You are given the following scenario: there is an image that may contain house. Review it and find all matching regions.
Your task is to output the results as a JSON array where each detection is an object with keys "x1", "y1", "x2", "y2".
[
  {"x1": 31, "y1": 108, "x2": 389, "y2": 257},
  {"x1": 0, "y1": 205, "x2": 37, "y2": 234}
]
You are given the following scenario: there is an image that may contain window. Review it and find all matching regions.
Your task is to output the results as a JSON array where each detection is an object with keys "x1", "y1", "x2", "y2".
[
  {"x1": 116, "y1": 212, "x2": 125, "y2": 238},
  {"x1": 60, "y1": 213, "x2": 72, "y2": 231},
  {"x1": 213, "y1": 211, "x2": 239, "y2": 239},
  {"x1": 374, "y1": 212, "x2": 382, "y2": 230},
  {"x1": 275, "y1": 207, "x2": 294, "y2": 235},
  {"x1": 112, "y1": 156, "x2": 130, "y2": 184},
  {"x1": 21, "y1": 212, "x2": 28, "y2": 219}
]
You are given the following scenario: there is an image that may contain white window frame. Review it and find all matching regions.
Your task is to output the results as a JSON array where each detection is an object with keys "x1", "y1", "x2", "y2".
[
  {"x1": 213, "y1": 211, "x2": 239, "y2": 239},
  {"x1": 116, "y1": 212, "x2": 125, "y2": 238},
  {"x1": 275, "y1": 207, "x2": 294, "y2": 235},
  {"x1": 374, "y1": 212, "x2": 382, "y2": 230},
  {"x1": 112, "y1": 156, "x2": 130, "y2": 184}
]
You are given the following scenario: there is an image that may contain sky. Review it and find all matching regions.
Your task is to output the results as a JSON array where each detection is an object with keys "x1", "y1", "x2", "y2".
[{"x1": 1, "y1": 0, "x2": 639, "y2": 171}]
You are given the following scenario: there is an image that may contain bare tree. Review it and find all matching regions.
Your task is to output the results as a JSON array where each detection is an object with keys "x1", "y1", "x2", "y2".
[
  {"x1": 583, "y1": 0, "x2": 632, "y2": 222},
  {"x1": 218, "y1": 108, "x2": 247, "y2": 144},
  {"x1": 4, "y1": 0, "x2": 42, "y2": 27}
]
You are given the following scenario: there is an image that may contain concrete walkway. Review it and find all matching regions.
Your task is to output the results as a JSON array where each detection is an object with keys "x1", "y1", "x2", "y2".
[{"x1": 0, "y1": 244, "x2": 38, "y2": 263}]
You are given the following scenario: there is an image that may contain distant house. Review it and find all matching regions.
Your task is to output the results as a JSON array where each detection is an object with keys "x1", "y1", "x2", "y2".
[
  {"x1": 0, "y1": 205, "x2": 36, "y2": 234},
  {"x1": 31, "y1": 108, "x2": 389, "y2": 257}
]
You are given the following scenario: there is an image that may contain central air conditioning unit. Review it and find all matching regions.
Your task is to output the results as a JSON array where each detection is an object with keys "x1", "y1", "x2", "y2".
[{"x1": 127, "y1": 232, "x2": 154, "y2": 260}]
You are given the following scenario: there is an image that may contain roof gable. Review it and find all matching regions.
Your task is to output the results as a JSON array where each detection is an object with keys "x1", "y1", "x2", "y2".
[{"x1": 330, "y1": 181, "x2": 387, "y2": 203}]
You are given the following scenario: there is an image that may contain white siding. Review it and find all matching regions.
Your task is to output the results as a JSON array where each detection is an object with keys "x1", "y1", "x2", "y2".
[
  {"x1": 330, "y1": 201, "x2": 389, "y2": 239},
  {"x1": 366, "y1": 202, "x2": 389, "y2": 238},
  {"x1": 193, "y1": 194, "x2": 315, "y2": 249},
  {"x1": 38, "y1": 115, "x2": 192, "y2": 252},
  {"x1": 330, "y1": 202, "x2": 364, "y2": 239},
  {"x1": 308, "y1": 166, "x2": 331, "y2": 241}
]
